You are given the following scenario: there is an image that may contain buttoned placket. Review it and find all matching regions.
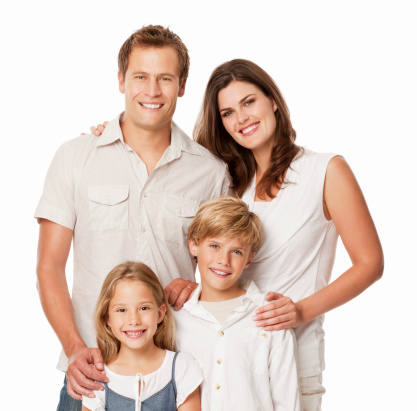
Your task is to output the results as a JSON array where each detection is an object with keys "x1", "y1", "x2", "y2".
[{"x1": 123, "y1": 141, "x2": 183, "y2": 264}]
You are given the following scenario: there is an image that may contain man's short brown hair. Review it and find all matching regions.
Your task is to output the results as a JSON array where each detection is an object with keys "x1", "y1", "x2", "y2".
[
  {"x1": 188, "y1": 196, "x2": 263, "y2": 253},
  {"x1": 118, "y1": 25, "x2": 190, "y2": 83}
]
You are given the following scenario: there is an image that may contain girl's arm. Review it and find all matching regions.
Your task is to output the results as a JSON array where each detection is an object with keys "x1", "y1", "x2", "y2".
[
  {"x1": 178, "y1": 386, "x2": 201, "y2": 411},
  {"x1": 254, "y1": 156, "x2": 384, "y2": 330}
]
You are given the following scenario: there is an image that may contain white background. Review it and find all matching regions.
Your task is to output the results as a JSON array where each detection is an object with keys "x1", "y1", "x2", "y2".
[{"x1": 1, "y1": 1, "x2": 416, "y2": 409}]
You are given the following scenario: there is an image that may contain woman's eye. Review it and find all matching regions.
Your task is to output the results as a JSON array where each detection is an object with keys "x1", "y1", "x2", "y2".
[
  {"x1": 222, "y1": 111, "x2": 232, "y2": 118},
  {"x1": 117, "y1": 308, "x2": 126, "y2": 312},
  {"x1": 244, "y1": 99, "x2": 254, "y2": 106}
]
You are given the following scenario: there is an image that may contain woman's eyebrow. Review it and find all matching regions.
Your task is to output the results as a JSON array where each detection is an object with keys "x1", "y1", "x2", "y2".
[{"x1": 219, "y1": 94, "x2": 256, "y2": 113}]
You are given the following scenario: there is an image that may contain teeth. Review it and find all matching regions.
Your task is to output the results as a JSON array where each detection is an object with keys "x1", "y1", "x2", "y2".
[
  {"x1": 125, "y1": 331, "x2": 145, "y2": 335},
  {"x1": 141, "y1": 103, "x2": 163, "y2": 109},
  {"x1": 241, "y1": 123, "x2": 259, "y2": 134},
  {"x1": 212, "y1": 269, "x2": 230, "y2": 276}
]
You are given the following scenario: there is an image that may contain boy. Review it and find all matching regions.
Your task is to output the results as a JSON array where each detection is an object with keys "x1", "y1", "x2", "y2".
[{"x1": 174, "y1": 196, "x2": 301, "y2": 410}]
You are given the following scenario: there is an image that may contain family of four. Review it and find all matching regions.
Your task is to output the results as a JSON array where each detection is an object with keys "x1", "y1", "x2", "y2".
[{"x1": 35, "y1": 25, "x2": 383, "y2": 411}]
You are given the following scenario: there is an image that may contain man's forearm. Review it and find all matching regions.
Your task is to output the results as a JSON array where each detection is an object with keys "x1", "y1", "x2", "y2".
[{"x1": 37, "y1": 264, "x2": 86, "y2": 358}]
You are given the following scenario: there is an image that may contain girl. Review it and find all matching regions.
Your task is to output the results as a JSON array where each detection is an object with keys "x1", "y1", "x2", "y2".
[{"x1": 82, "y1": 262, "x2": 203, "y2": 411}]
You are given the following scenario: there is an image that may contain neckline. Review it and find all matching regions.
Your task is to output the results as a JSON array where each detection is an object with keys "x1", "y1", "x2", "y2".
[{"x1": 105, "y1": 350, "x2": 169, "y2": 378}]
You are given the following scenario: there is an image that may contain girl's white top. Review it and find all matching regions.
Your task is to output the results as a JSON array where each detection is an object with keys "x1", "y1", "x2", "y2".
[
  {"x1": 82, "y1": 350, "x2": 203, "y2": 411},
  {"x1": 241, "y1": 149, "x2": 339, "y2": 377}
]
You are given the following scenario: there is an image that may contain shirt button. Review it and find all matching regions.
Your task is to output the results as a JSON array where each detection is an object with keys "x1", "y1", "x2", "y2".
[
  {"x1": 262, "y1": 333, "x2": 268, "y2": 338},
  {"x1": 217, "y1": 359, "x2": 222, "y2": 365},
  {"x1": 215, "y1": 384, "x2": 220, "y2": 390},
  {"x1": 219, "y1": 331, "x2": 224, "y2": 337}
]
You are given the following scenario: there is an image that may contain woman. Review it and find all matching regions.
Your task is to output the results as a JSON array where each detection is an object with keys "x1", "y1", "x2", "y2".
[
  {"x1": 193, "y1": 59, "x2": 383, "y2": 410},
  {"x1": 91, "y1": 59, "x2": 383, "y2": 410}
]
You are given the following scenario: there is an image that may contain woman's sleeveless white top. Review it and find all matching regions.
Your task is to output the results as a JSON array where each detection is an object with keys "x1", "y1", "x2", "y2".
[{"x1": 241, "y1": 149, "x2": 339, "y2": 377}]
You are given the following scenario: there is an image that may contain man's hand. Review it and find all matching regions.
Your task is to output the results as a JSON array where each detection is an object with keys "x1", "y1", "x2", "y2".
[
  {"x1": 66, "y1": 347, "x2": 108, "y2": 400},
  {"x1": 165, "y1": 278, "x2": 198, "y2": 311},
  {"x1": 252, "y1": 292, "x2": 302, "y2": 331}
]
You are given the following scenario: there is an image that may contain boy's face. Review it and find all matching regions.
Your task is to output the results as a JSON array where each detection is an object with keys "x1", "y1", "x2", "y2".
[
  {"x1": 189, "y1": 236, "x2": 255, "y2": 301},
  {"x1": 118, "y1": 46, "x2": 186, "y2": 134}
]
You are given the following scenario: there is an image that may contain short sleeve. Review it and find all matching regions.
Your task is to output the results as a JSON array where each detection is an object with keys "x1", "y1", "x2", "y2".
[
  {"x1": 82, "y1": 388, "x2": 106, "y2": 411},
  {"x1": 175, "y1": 352, "x2": 204, "y2": 407},
  {"x1": 34, "y1": 142, "x2": 76, "y2": 229}
]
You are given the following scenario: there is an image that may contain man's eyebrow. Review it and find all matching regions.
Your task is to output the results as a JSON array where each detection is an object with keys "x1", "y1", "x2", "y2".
[
  {"x1": 130, "y1": 71, "x2": 176, "y2": 77},
  {"x1": 219, "y1": 94, "x2": 256, "y2": 113}
]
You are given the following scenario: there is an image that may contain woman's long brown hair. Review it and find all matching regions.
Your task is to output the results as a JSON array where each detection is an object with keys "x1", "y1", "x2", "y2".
[{"x1": 194, "y1": 59, "x2": 302, "y2": 199}]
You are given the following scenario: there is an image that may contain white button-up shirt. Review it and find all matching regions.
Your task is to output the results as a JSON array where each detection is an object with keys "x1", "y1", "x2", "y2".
[
  {"x1": 35, "y1": 115, "x2": 230, "y2": 371},
  {"x1": 174, "y1": 280, "x2": 302, "y2": 411}
]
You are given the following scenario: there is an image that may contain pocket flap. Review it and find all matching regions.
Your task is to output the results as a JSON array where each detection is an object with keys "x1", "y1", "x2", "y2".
[
  {"x1": 163, "y1": 195, "x2": 200, "y2": 217},
  {"x1": 88, "y1": 185, "x2": 129, "y2": 206}
]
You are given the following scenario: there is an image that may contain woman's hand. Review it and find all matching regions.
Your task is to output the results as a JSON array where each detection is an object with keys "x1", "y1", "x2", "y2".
[
  {"x1": 90, "y1": 121, "x2": 108, "y2": 136},
  {"x1": 253, "y1": 292, "x2": 303, "y2": 331}
]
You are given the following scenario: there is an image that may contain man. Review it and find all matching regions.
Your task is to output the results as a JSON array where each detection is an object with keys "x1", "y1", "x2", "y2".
[{"x1": 35, "y1": 25, "x2": 230, "y2": 410}]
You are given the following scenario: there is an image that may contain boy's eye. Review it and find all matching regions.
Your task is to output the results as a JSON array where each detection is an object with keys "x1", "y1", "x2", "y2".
[{"x1": 233, "y1": 250, "x2": 243, "y2": 255}]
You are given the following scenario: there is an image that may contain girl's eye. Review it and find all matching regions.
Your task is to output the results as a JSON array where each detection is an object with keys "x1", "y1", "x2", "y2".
[
  {"x1": 117, "y1": 308, "x2": 126, "y2": 313},
  {"x1": 141, "y1": 306, "x2": 150, "y2": 311}
]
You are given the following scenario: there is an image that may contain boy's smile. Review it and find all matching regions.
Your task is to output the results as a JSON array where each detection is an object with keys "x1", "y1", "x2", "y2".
[{"x1": 189, "y1": 236, "x2": 255, "y2": 302}]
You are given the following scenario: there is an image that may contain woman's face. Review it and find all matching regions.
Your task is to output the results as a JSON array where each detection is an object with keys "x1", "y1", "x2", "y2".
[{"x1": 217, "y1": 81, "x2": 278, "y2": 156}]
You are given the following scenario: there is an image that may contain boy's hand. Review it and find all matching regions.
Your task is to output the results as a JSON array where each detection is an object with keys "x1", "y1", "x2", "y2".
[
  {"x1": 252, "y1": 292, "x2": 303, "y2": 331},
  {"x1": 165, "y1": 278, "x2": 198, "y2": 311},
  {"x1": 66, "y1": 347, "x2": 108, "y2": 400}
]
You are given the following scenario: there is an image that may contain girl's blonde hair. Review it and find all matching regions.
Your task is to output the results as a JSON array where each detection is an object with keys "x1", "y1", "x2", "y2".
[{"x1": 95, "y1": 262, "x2": 175, "y2": 363}]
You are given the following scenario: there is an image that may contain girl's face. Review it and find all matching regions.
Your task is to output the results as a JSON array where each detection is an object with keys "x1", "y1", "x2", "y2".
[
  {"x1": 217, "y1": 81, "x2": 278, "y2": 157},
  {"x1": 107, "y1": 280, "x2": 166, "y2": 352}
]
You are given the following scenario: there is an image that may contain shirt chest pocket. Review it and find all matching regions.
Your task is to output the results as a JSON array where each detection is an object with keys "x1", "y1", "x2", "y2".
[
  {"x1": 241, "y1": 327, "x2": 272, "y2": 376},
  {"x1": 88, "y1": 185, "x2": 129, "y2": 232},
  {"x1": 155, "y1": 195, "x2": 200, "y2": 247}
]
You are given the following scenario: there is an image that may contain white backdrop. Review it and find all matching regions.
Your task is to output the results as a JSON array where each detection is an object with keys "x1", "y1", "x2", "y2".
[{"x1": 1, "y1": 1, "x2": 416, "y2": 409}]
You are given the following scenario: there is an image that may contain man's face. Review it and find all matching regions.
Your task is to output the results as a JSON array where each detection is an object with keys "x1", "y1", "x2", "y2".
[{"x1": 118, "y1": 46, "x2": 186, "y2": 133}]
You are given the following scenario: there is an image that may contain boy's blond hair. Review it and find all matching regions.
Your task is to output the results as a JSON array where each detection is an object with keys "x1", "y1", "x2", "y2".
[
  {"x1": 188, "y1": 196, "x2": 263, "y2": 252},
  {"x1": 118, "y1": 24, "x2": 190, "y2": 84},
  {"x1": 94, "y1": 262, "x2": 175, "y2": 364}
]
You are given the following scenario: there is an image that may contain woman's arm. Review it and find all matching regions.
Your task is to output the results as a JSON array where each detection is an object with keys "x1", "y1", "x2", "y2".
[
  {"x1": 254, "y1": 156, "x2": 384, "y2": 330},
  {"x1": 178, "y1": 386, "x2": 201, "y2": 411}
]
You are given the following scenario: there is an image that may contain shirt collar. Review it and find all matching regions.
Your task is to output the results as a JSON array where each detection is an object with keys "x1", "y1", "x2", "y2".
[
  {"x1": 183, "y1": 279, "x2": 266, "y2": 313},
  {"x1": 96, "y1": 113, "x2": 205, "y2": 157}
]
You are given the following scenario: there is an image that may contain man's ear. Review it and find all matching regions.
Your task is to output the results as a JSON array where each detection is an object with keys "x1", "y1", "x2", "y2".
[
  {"x1": 178, "y1": 78, "x2": 187, "y2": 98},
  {"x1": 244, "y1": 251, "x2": 256, "y2": 269},
  {"x1": 118, "y1": 71, "x2": 125, "y2": 94},
  {"x1": 188, "y1": 238, "x2": 198, "y2": 257}
]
